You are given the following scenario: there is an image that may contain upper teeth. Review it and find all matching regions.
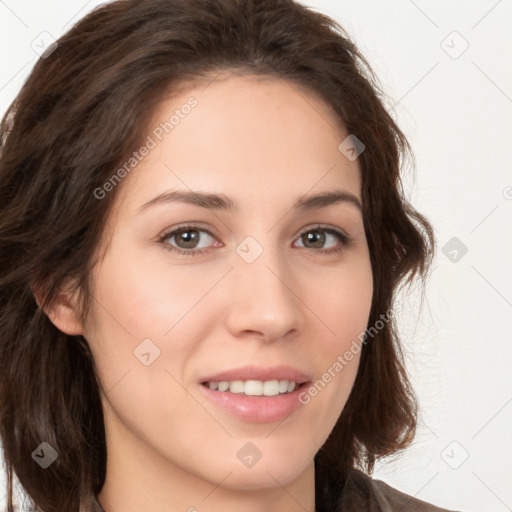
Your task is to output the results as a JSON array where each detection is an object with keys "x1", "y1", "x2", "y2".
[{"x1": 206, "y1": 379, "x2": 298, "y2": 396}]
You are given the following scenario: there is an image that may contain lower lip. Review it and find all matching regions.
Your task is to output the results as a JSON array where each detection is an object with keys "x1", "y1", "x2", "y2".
[{"x1": 199, "y1": 382, "x2": 310, "y2": 423}]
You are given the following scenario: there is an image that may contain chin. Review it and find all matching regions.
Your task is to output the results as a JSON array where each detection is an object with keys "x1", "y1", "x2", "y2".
[{"x1": 214, "y1": 463, "x2": 306, "y2": 491}]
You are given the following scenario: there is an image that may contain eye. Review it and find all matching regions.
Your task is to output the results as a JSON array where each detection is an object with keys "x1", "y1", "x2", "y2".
[
  {"x1": 157, "y1": 225, "x2": 218, "y2": 256},
  {"x1": 293, "y1": 225, "x2": 352, "y2": 254},
  {"x1": 157, "y1": 223, "x2": 352, "y2": 257}
]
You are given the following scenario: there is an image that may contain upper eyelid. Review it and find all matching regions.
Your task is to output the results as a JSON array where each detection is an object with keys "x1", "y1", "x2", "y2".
[{"x1": 159, "y1": 223, "x2": 216, "y2": 239}]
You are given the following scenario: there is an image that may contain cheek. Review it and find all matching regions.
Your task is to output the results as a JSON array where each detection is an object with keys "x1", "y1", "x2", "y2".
[
  {"x1": 84, "y1": 244, "x2": 235, "y2": 404},
  {"x1": 86, "y1": 237, "x2": 373, "y2": 387},
  {"x1": 301, "y1": 255, "x2": 372, "y2": 406},
  {"x1": 313, "y1": 256, "x2": 373, "y2": 349},
  {"x1": 88, "y1": 244, "x2": 222, "y2": 339}
]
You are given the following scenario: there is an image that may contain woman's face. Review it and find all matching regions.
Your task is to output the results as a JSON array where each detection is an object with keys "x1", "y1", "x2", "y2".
[{"x1": 78, "y1": 74, "x2": 373, "y2": 494}]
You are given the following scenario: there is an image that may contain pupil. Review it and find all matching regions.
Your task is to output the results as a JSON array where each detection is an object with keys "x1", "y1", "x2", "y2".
[
  {"x1": 178, "y1": 230, "x2": 198, "y2": 248},
  {"x1": 305, "y1": 231, "x2": 325, "y2": 248}
]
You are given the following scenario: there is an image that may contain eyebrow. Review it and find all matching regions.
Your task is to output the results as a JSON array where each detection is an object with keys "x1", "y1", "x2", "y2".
[{"x1": 137, "y1": 189, "x2": 362, "y2": 214}]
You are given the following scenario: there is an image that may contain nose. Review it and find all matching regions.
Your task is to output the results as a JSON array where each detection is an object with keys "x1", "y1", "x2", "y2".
[{"x1": 223, "y1": 243, "x2": 304, "y2": 343}]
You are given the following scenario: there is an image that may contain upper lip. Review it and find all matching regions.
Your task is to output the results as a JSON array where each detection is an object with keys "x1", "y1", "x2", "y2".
[{"x1": 200, "y1": 365, "x2": 312, "y2": 384}]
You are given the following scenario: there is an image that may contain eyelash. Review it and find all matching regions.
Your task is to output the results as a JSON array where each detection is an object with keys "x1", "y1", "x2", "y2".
[{"x1": 157, "y1": 223, "x2": 353, "y2": 257}]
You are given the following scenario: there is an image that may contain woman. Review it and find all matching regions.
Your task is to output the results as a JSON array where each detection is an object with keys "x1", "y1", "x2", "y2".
[{"x1": 0, "y1": 0, "x2": 458, "y2": 511}]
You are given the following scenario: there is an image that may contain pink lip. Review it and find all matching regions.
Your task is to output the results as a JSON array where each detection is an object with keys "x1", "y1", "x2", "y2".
[
  {"x1": 197, "y1": 365, "x2": 313, "y2": 423},
  {"x1": 199, "y1": 364, "x2": 312, "y2": 384},
  {"x1": 199, "y1": 381, "x2": 310, "y2": 423}
]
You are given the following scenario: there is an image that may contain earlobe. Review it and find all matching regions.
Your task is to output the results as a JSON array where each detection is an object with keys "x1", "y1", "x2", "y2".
[{"x1": 32, "y1": 279, "x2": 85, "y2": 336}]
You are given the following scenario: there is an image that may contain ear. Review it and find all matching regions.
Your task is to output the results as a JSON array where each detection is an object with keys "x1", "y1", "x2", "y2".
[{"x1": 32, "y1": 278, "x2": 85, "y2": 336}]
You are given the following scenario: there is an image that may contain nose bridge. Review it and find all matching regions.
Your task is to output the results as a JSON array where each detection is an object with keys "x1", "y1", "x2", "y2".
[{"x1": 224, "y1": 234, "x2": 302, "y2": 341}]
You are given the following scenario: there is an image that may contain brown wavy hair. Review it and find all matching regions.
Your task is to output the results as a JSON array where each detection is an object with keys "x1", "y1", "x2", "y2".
[{"x1": 0, "y1": 0, "x2": 435, "y2": 511}]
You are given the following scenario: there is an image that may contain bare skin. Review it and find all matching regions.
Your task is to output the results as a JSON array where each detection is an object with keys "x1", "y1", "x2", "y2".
[{"x1": 44, "y1": 73, "x2": 373, "y2": 512}]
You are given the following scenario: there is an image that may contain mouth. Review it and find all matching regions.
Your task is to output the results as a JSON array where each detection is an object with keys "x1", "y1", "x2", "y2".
[
  {"x1": 200, "y1": 379, "x2": 310, "y2": 397},
  {"x1": 198, "y1": 378, "x2": 312, "y2": 423},
  {"x1": 197, "y1": 365, "x2": 313, "y2": 422}
]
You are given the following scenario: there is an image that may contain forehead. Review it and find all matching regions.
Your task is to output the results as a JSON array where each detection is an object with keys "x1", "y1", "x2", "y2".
[{"x1": 111, "y1": 73, "x2": 362, "y2": 218}]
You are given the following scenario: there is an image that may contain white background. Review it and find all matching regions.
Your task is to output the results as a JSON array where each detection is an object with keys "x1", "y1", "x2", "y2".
[{"x1": 1, "y1": 1, "x2": 511, "y2": 511}]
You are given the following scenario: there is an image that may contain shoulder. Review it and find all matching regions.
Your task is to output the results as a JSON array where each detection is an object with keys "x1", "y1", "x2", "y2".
[{"x1": 341, "y1": 468, "x2": 462, "y2": 512}]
